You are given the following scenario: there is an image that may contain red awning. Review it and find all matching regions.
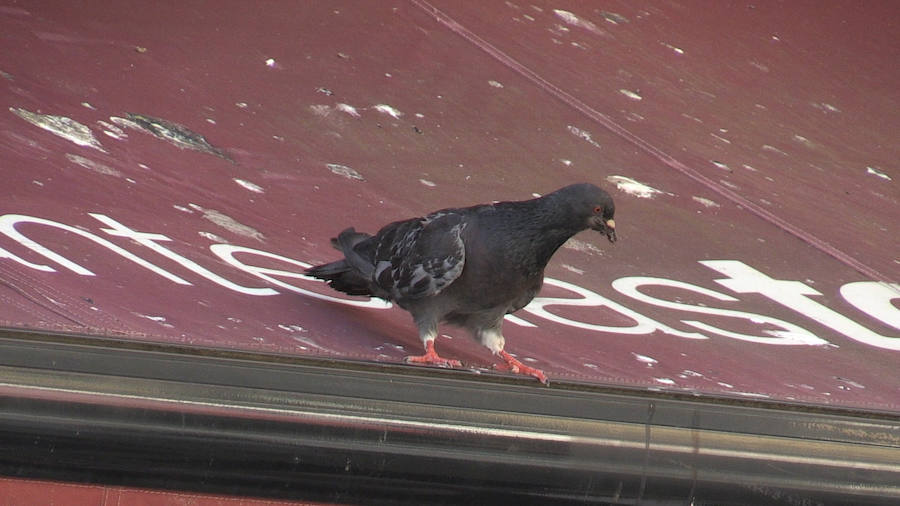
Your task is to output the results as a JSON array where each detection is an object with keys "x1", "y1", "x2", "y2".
[{"x1": 1, "y1": 1, "x2": 897, "y2": 413}]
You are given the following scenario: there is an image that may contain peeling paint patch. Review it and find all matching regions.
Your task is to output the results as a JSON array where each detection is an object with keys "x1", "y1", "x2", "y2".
[
  {"x1": 866, "y1": 166, "x2": 891, "y2": 181},
  {"x1": 553, "y1": 9, "x2": 606, "y2": 36},
  {"x1": 326, "y1": 163, "x2": 365, "y2": 181},
  {"x1": 10, "y1": 107, "x2": 104, "y2": 151},
  {"x1": 113, "y1": 113, "x2": 231, "y2": 161},
  {"x1": 374, "y1": 342, "x2": 406, "y2": 352},
  {"x1": 719, "y1": 179, "x2": 739, "y2": 190},
  {"x1": 710, "y1": 133, "x2": 731, "y2": 144},
  {"x1": 97, "y1": 120, "x2": 127, "y2": 140},
  {"x1": 618, "y1": 89, "x2": 643, "y2": 101},
  {"x1": 606, "y1": 175, "x2": 672, "y2": 198},
  {"x1": 335, "y1": 103, "x2": 361, "y2": 117},
  {"x1": 561, "y1": 263, "x2": 584, "y2": 275},
  {"x1": 762, "y1": 144, "x2": 788, "y2": 156},
  {"x1": 198, "y1": 231, "x2": 227, "y2": 242},
  {"x1": 419, "y1": 178, "x2": 436, "y2": 187},
  {"x1": 632, "y1": 353, "x2": 658, "y2": 366},
  {"x1": 188, "y1": 204, "x2": 264, "y2": 241},
  {"x1": 233, "y1": 178, "x2": 264, "y2": 193},
  {"x1": 563, "y1": 238, "x2": 603, "y2": 255},
  {"x1": 749, "y1": 61, "x2": 769, "y2": 72},
  {"x1": 309, "y1": 104, "x2": 332, "y2": 117},
  {"x1": 812, "y1": 102, "x2": 840, "y2": 113},
  {"x1": 834, "y1": 376, "x2": 866, "y2": 389},
  {"x1": 566, "y1": 125, "x2": 601, "y2": 148},
  {"x1": 278, "y1": 324, "x2": 307, "y2": 333},
  {"x1": 373, "y1": 104, "x2": 403, "y2": 119},
  {"x1": 65, "y1": 153, "x2": 122, "y2": 177},
  {"x1": 661, "y1": 42, "x2": 684, "y2": 54},
  {"x1": 550, "y1": 23, "x2": 570, "y2": 35},
  {"x1": 570, "y1": 41, "x2": 589, "y2": 50},
  {"x1": 487, "y1": 80, "x2": 504, "y2": 88},
  {"x1": 692, "y1": 196, "x2": 721, "y2": 208},
  {"x1": 792, "y1": 134, "x2": 814, "y2": 148},
  {"x1": 133, "y1": 313, "x2": 174, "y2": 328},
  {"x1": 601, "y1": 11, "x2": 629, "y2": 24}
]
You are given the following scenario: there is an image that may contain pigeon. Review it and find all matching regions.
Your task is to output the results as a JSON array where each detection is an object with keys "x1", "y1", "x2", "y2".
[{"x1": 305, "y1": 183, "x2": 616, "y2": 384}]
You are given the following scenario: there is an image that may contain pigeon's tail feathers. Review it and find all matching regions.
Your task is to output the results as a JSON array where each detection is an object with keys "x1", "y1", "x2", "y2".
[
  {"x1": 332, "y1": 227, "x2": 377, "y2": 279},
  {"x1": 305, "y1": 259, "x2": 374, "y2": 297},
  {"x1": 306, "y1": 227, "x2": 379, "y2": 297},
  {"x1": 305, "y1": 259, "x2": 348, "y2": 278},
  {"x1": 331, "y1": 227, "x2": 370, "y2": 252}
]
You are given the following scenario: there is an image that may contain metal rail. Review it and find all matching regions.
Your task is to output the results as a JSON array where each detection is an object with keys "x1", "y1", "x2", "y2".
[{"x1": 1, "y1": 328, "x2": 898, "y2": 505}]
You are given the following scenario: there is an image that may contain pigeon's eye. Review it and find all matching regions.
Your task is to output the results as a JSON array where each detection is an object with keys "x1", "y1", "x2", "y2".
[{"x1": 593, "y1": 206, "x2": 603, "y2": 214}]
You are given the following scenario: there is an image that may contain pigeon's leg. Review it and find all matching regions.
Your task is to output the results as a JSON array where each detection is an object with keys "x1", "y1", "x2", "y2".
[
  {"x1": 479, "y1": 326, "x2": 549, "y2": 385},
  {"x1": 496, "y1": 350, "x2": 549, "y2": 385},
  {"x1": 404, "y1": 322, "x2": 462, "y2": 368}
]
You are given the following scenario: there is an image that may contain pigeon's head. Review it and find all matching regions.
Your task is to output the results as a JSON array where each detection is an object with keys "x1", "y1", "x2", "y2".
[{"x1": 556, "y1": 183, "x2": 617, "y2": 242}]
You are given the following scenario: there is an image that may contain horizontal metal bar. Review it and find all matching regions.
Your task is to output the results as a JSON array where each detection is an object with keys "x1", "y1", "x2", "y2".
[{"x1": 0, "y1": 328, "x2": 898, "y2": 504}]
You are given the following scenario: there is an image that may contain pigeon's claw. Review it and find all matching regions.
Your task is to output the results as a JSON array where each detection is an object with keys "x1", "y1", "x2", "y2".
[
  {"x1": 404, "y1": 340, "x2": 462, "y2": 368},
  {"x1": 495, "y1": 350, "x2": 549, "y2": 385}
]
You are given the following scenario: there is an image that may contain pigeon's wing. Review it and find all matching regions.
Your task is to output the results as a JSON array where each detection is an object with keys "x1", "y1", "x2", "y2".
[{"x1": 372, "y1": 212, "x2": 466, "y2": 301}]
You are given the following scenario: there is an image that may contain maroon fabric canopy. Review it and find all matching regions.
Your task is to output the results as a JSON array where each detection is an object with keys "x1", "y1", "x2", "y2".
[{"x1": 2, "y1": 1, "x2": 897, "y2": 412}]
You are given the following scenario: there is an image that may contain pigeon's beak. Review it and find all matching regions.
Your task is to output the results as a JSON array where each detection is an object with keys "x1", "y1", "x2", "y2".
[
  {"x1": 604, "y1": 219, "x2": 617, "y2": 243},
  {"x1": 589, "y1": 216, "x2": 617, "y2": 242}
]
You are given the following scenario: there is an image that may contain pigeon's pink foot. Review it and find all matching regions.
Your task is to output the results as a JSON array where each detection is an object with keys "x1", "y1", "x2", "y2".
[
  {"x1": 495, "y1": 350, "x2": 549, "y2": 385},
  {"x1": 404, "y1": 340, "x2": 462, "y2": 368}
]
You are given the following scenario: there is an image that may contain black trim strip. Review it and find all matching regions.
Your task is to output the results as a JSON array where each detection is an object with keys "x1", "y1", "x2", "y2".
[{"x1": 1, "y1": 328, "x2": 898, "y2": 505}]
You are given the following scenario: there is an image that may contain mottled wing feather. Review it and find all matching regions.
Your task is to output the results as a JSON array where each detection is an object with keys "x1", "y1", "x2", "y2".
[{"x1": 372, "y1": 212, "x2": 466, "y2": 301}]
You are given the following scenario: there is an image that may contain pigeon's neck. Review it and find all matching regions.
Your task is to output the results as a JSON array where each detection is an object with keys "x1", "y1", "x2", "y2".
[
  {"x1": 523, "y1": 197, "x2": 585, "y2": 273},
  {"x1": 533, "y1": 223, "x2": 580, "y2": 269}
]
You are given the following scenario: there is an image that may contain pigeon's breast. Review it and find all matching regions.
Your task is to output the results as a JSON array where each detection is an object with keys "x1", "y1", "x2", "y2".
[{"x1": 442, "y1": 230, "x2": 543, "y2": 313}]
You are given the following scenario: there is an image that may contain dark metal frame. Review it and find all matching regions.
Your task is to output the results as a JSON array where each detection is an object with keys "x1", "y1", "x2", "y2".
[{"x1": 1, "y1": 328, "x2": 898, "y2": 505}]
